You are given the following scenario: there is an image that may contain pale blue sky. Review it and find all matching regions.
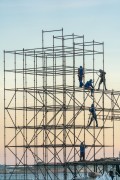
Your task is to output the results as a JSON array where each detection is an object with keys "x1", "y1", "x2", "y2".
[
  {"x1": 0, "y1": 0, "x2": 120, "y2": 163},
  {"x1": 0, "y1": 0, "x2": 120, "y2": 72}
]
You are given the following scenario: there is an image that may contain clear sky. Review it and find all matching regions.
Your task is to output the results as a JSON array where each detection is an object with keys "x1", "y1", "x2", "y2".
[{"x1": 0, "y1": 0, "x2": 120, "y2": 164}]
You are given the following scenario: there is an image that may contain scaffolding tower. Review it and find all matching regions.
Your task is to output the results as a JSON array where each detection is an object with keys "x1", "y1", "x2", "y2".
[{"x1": 4, "y1": 29, "x2": 120, "y2": 179}]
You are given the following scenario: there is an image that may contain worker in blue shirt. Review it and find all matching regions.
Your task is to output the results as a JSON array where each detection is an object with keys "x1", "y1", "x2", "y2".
[
  {"x1": 80, "y1": 142, "x2": 87, "y2": 161},
  {"x1": 98, "y1": 69, "x2": 107, "y2": 90},
  {"x1": 84, "y1": 79, "x2": 94, "y2": 96},
  {"x1": 78, "y1": 66, "x2": 84, "y2": 87},
  {"x1": 88, "y1": 104, "x2": 98, "y2": 127}
]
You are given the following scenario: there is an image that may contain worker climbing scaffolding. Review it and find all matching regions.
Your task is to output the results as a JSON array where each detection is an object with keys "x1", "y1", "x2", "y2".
[
  {"x1": 97, "y1": 69, "x2": 107, "y2": 90},
  {"x1": 88, "y1": 103, "x2": 98, "y2": 127},
  {"x1": 84, "y1": 79, "x2": 94, "y2": 97},
  {"x1": 80, "y1": 142, "x2": 87, "y2": 161}
]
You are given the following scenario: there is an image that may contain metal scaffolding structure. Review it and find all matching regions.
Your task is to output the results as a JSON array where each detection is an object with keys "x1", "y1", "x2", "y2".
[{"x1": 4, "y1": 29, "x2": 120, "y2": 179}]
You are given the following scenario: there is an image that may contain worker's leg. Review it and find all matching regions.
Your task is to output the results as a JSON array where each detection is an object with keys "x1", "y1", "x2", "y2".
[
  {"x1": 91, "y1": 88, "x2": 94, "y2": 96},
  {"x1": 98, "y1": 79, "x2": 102, "y2": 90},
  {"x1": 103, "y1": 79, "x2": 107, "y2": 90},
  {"x1": 83, "y1": 153, "x2": 85, "y2": 161},
  {"x1": 80, "y1": 152, "x2": 83, "y2": 161},
  {"x1": 80, "y1": 152, "x2": 82, "y2": 160},
  {"x1": 79, "y1": 76, "x2": 82, "y2": 82},
  {"x1": 80, "y1": 152, "x2": 84, "y2": 161},
  {"x1": 88, "y1": 117, "x2": 93, "y2": 126},
  {"x1": 94, "y1": 114, "x2": 98, "y2": 127},
  {"x1": 80, "y1": 81, "x2": 84, "y2": 87}
]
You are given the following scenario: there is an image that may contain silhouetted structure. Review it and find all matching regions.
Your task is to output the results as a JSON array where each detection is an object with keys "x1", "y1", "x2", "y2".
[{"x1": 4, "y1": 29, "x2": 120, "y2": 180}]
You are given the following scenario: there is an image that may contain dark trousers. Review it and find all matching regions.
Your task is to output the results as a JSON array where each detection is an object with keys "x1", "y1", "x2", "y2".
[
  {"x1": 88, "y1": 114, "x2": 98, "y2": 127},
  {"x1": 79, "y1": 76, "x2": 83, "y2": 82},
  {"x1": 98, "y1": 78, "x2": 107, "y2": 90},
  {"x1": 80, "y1": 152, "x2": 85, "y2": 161}
]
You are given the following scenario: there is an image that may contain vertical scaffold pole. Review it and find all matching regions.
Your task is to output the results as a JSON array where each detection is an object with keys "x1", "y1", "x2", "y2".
[
  {"x1": 93, "y1": 40, "x2": 95, "y2": 164},
  {"x1": 45, "y1": 55, "x2": 48, "y2": 180},
  {"x1": 4, "y1": 50, "x2": 6, "y2": 180},
  {"x1": 62, "y1": 29, "x2": 67, "y2": 180},
  {"x1": 14, "y1": 51, "x2": 17, "y2": 179},
  {"x1": 34, "y1": 50, "x2": 37, "y2": 179},
  {"x1": 25, "y1": 52, "x2": 28, "y2": 180},
  {"x1": 42, "y1": 30, "x2": 45, "y2": 170},
  {"x1": 102, "y1": 42, "x2": 105, "y2": 159},
  {"x1": 22, "y1": 49, "x2": 26, "y2": 179},
  {"x1": 111, "y1": 90, "x2": 115, "y2": 158},
  {"x1": 83, "y1": 35, "x2": 86, "y2": 157},
  {"x1": 35, "y1": 54, "x2": 38, "y2": 176},
  {"x1": 53, "y1": 35, "x2": 57, "y2": 180},
  {"x1": 72, "y1": 33, "x2": 76, "y2": 178}
]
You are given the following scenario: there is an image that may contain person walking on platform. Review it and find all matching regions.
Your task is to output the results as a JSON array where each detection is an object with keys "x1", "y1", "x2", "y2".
[
  {"x1": 78, "y1": 66, "x2": 84, "y2": 87},
  {"x1": 84, "y1": 79, "x2": 94, "y2": 96},
  {"x1": 80, "y1": 142, "x2": 87, "y2": 161},
  {"x1": 97, "y1": 69, "x2": 107, "y2": 90},
  {"x1": 88, "y1": 103, "x2": 98, "y2": 127}
]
